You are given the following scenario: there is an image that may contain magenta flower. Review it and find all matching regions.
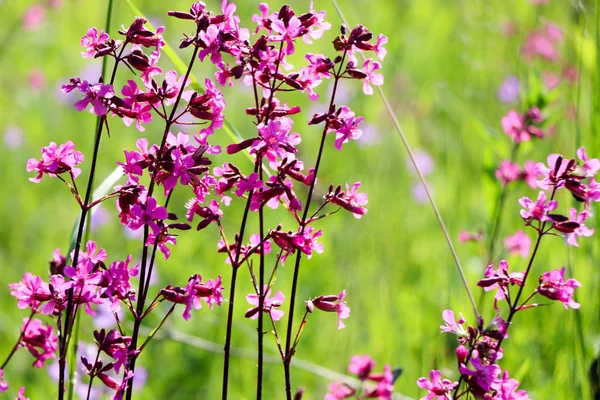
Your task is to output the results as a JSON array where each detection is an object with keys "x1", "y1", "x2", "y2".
[
  {"x1": 374, "y1": 34, "x2": 388, "y2": 60},
  {"x1": 235, "y1": 172, "x2": 264, "y2": 197},
  {"x1": 521, "y1": 161, "x2": 538, "y2": 189},
  {"x1": 246, "y1": 286, "x2": 285, "y2": 321},
  {"x1": 535, "y1": 154, "x2": 573, "y2": 190},
  {"x1": 127, "y1": 196, "x2": 168, "y2": 234},
  {"x1": 491, "y1": 370, "x2": 530, "y2": 400},
  {"x1": 417, "y1": 369, "x2": 457, "y2": 400},
  {"x1": 504, "y1": 231, "x2": 532, "y2": 258},
  {"x1": 307, "y1": 290, "x2": 350, "y2": 329},
  {"x1": 325, "y1": 182, "x2": 369, "y2": 218},
  {"x1": 70, "y1": 80, "x2": 114, "y2": 116},
  {"x1": 496, "y1": 160, "x2": 521, "y2": 186},
  {"x1": 365, "y1": 364, "x2": 394, "y2": 399},
  {"x1": 440, "y1": 309, "x2": 467, "y2": 336},
  {"x1": 182, "y1": 274, "x2": 225, "y2": 320},
  {"x1": 9, "y1": 272, "x2": 51, "y2": 311},
  {"x1": 22, "y1": 5, "x2": 45, "y2": 31},
  {"x1": 501, "y1": 108, "x2": 544, "y2": 143},
  {"x1": 458, "y1": 230, "x2": 484, "y2": 243},
  {"x1": 252, "y1": 119, "x2": 301, "y2": 163},
  {"x1": 26, "y1": 141, "x2": 84, "y2": 183},
  {"x1": 101, "y1": 256, "x2": 139, "y2": 312},
  {"x1": 0, "y1": 369, "x2": 8, "y2": 392},
  {"x1": 81, "y1": 27, "x2": 110, "y2": 58},
  {"x1": 459, "y1": 353, "x2": 501, "y2": 392},
  {"x1": 576, "y1": 146, "x2": 600, "y2": 177},
  {"x1": 17, "y1": 386, "x2": 30, "y2": 400},
  {"x1": 519, "y1": 191, "x2": 557, "y2": 222},
  {"x1": 325, "y1": 382, "x2": 355, "y2": 400},
  {"x1": 521, "y1": 23, "x2": 562, "y2": 62},
  {"x1": 478, "y1": 260, "x2": 524, "y2": 305},
  {"x1": 20, "y1": 318, "x2": 58, "y2": 368},
  {"x1": 293, "y1": 226, "x2": 324, "y2": 258},
  {"x1": 271, "y1": 16, "x2": 302, "y2": 55},
  {"x1": 565, "y1": 209, "x2": 594, "y2": 247},
  {"x1": 537, "y1": 267, "x2": 581, "y2": 309},
  {"x1": 361, "y1": 59, "x2": 384, "y2": 95},
  {"x1": 332, "y1": 106, "x2": 364, "y2": 151},
  {"x1": 348, "y1": 354, "x2": 375, "y2": 380}
]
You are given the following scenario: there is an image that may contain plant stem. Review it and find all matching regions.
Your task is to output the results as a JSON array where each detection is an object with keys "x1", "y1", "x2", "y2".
[
  {"x1": 257, "y1": 168, "x2": 265, "y2": 400},
  {"x1": 283, "y1": 50, "x2": 347, "y2": 400},
  {"x1": 0, "y1": 310, "x2": 35, "y2": 369}
]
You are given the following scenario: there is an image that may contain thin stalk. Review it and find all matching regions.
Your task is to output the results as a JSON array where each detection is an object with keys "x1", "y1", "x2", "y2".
[
  {"x1": 85, "y1": 348, "x2": 102, "y2": 400},
  {"x1": 283, "y1": 49, "x2": 348, "y2": 400},
  {"x1": 0, "y1": 310, "x2": 35, "y2": 369},
  {"x1": 257, "y1": 169, "x2": 265, "y2": 400},
  {"x1": 331, "y1": 0, "x2": 480, "y2": 320}
]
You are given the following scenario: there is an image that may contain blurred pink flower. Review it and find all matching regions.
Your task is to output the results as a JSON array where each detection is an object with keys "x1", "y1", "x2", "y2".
[
  {"x1": 497, "y1": 76, "x2": 520, "y2": 104},
  {"x1": 22, "y1": 4, "x2": 45, "y2": 31},
  {"x1": 504, "y1": 231, "x2": 531, "y2": 258},
  {"x1": 522, "y1": 23, "x2": 563, "y2": 62},
  {"x1": 4, "y1": 125, "x2": 24, "y2": 149}
]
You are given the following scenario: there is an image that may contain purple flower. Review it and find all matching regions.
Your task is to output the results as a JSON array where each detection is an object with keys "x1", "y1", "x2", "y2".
[
  {"x1": 325, "y1": 382, "x2": 354, "y2": 400},
  {"x1": 127, "y1": 197, "x2": 168, "y2": 234},
  {"x1": 4, "y1": 124, "x2": 24, "y2": 149},
  {"x1": 246, "y1": 286, "x2": 285, "y2": 321},
  {"x1": 478, "y1": 260, "x2": 524, "y2": 306},
  {"x1": 182, "y1": 274, "x2": 225, "y2": 320},
  {"x1": 497, "y1": 76, "x2": 520, "y2": 104},
  {"x1": 538, "y1": 267, "x2": 581, "y2": 309},
  {"x1": 519, "y1": 191, "x2": 557, "y2": 222},
  {"x1": 81, "y1": 27, "x2": 110, "y2": 58},
  {"x1": 26, "y1": 141, "x2": 84, "y2": 183},
  {"x1": 492, "y1": 370, "x2": 530, "y2": 400},
  {"x1": 504, "y1": 231, "x2": 532, "y2": 258},
  {"x1": 331, "y1": 106, "x2": 364, "y2": 151},
  {"x1": 20, "y1": 318, "x2": 58, "y2": 368},
  {"x1": 235, "y1": 172, "x2": 264, "y2": 197},
  {"x1": 459, "y1": 353, "x2": 501, "y2": 392},
  {"x1": 67, "y1": 80, "x2": 114, "y2": 116},
  {"x1": 417, "y1": 370, "x2": 457, "y2": 400},
  {"x1": 101, "y1": 256, "x2": 139, "y2": 312}
]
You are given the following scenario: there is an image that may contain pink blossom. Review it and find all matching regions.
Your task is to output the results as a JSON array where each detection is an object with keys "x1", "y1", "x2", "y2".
[
  {"x1": 22, "y1": 5, "x2": 45, "y2": 31},
  {"x1": 293, "y1": 226, "x2": 324, "y2": 258},
  {"x1": 417, "y1": 370, "x2": 457, "y2": 400},
  {"x1": 501, "y1": 108, "x2": 544, "y2": 143},
  {"x1": 9, "y1": 272, "x2": 51, "y2": 311},
  {"x1": 326, "y1": 182, "x2": 369, "y2": 218},
  {"x1": 271, "y1": 16, "x2": 302, "y2": 55},
  {"x1": 504, "y1": 231, "x2": 531, "y2": 258},
  {"x1": 535, "y1": 154, "x2": 573, "y2": 190},
  {"x1": 71, "y1": 80, "x2": 114, "y2": 116},
  {"x1": 235, "y1": 172, "x2": 264, "y2": 197},
  {"x1": 17, "y1": 387, "x2": 30, "y2": 400},
  {"x1": 361, "y1": 59, "x2": 384, "y2": 95},
  {"x1": 21, "y1": 318, "x2": 58, "y2": 368},
  {"x1": 246, "y1": 286, "x2": 285, "y2": 321},
  {"x1": 458, "y1": 230, "x2": 484, "y2": 243},
  {"x1": 307, "y1": 290, "x2": 350, "y2": 329},
  {"x1": 102, "y1": 256, "x2": 139, "y2": 312},
  {"x1": 478, "y1": 260, "x2": 524, "y2": 305},
  {"x1": 332, "y1": 106, "x2": 364, "y2": 151},
  {"x1": 26, "y1": 141, "x2": 84, "y2": 183},
  {"x1": 440, "y1": 309, "x2": 467, "y2": 336},
  {"x1": 127, "y1": 197, "x2": 168, "y2": 234},
  {"x1": 537, "y1": 267, "x2": 581, "y2": 309},
  {"x1": 325, "y1": 382, "x2": 354, "y2": 400},
  {"x1": 496, "y1": 160, "x2": 521, "y2": 185},
  {"x1": 576, "y1": 146, "x2": 600, "y2": 177},
  {"x1": 519, "y1": 191, "x2": 557, "y2": 222},
  {"x1": 521, "y1": 23, "x2": 562, "y2": 62},
  {"x1": 0, "y1": 370, "x2": 7, "y2": 393},
  {"x1": 521, "y1": 161, "x2": 538, "y2": 189},
  {"x1": 146, "y1": 229, "x2": 177, "y2": 260},
  {"x1": 81, "y1": 27, "x2": 110, "y2": 58},
  {"x1": 459, "y1": 353, "x2": 501, "y2": 392},
  {"x1": 348, "y1": 354, "x2": 375, "y2": 380},
  {"x1": 497, "y1": 76, "x2": 520, "y2": 104},
  {"x1": 491, "y1": 370, "x2": 530, "y2": 400},
  {"x1": 565, "y1": 209, "x2": 594, "y2": 247},
  {"x1": 182, "y1": 274, "x2": 225, "y2": 320},
  {"x1": 374, "y1": 34, "x2": 388, "y2": 60},
  {"x1": 365, "y1": 364, "x2": 394, "y2": 399}
]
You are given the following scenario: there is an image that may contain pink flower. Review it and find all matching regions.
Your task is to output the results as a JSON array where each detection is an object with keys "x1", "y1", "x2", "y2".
[
  {"x1": 478, "y1": 260, "x2": 524, "y2": 306},
  {"x1": 22, "y1": 5, "x2": 45, "y2": 31},
  {"x1": 535, "y1": 154, "x2": 574, "y2": 190},
  {"x1": 501, "y1": 108, "x2": 544, "y2": 143},
  {"x1": 20, "y1": 318, "x2": 58, "y2": 368},
  {"x1": 271, "y1": 16, "x2": 302, "y2": 55},
  {"x1": 538, "y1": 267, "x2": 581, "y2": 309},
  {"x1": 102, "y1": 256, "x2": 139, "y2": 312},
  {"x1": 365, "y1": 364, "x2": 394, "y2": 399},
  {"x1": 325, "y1": 382, "x2": 355, "y2": 400},
  {"x1": 521, "y1": 23, "x2": 562, "y2": 62},
  {"x1": 521, "y1": 161, "x2": 538, "y2": 189},
  {"x1": 183, "y1": 274, "x2": 225, "y2": 320},
  {"x1": 26, "y1": 141, "x2": 84, "y2": 183},
  {"x1": 71, "y1": 80, "x2": 115, "y2": 116},
  {"x1": 361, "y1": 59, "x2": 384, "y2": 95},
  {"x1": 497, "y1": 76, "x2": 520, "y2": 104},
  {"x1": 332, "y1": 106, "x2": 364, "y2": 151},
  {"x1": 127, "y1": 197, "x2": 168, "y2": 234},
  {"x1": 496, "y1": 160, "x2": 521, "y2": 185},
  {"x1": 519, "y1": 191, "x2": 557, "y2": 222},
  {"x1": 235, "y1": 172, "x2": 264, "y2": 197},
  {"x1": 576, "y1": 146, "x2": 600, "y2": 177},
  {"x1": 325, "y1": 182, "x2": 369, "y2": 218},
  {"x1": 565, "y1": 209, "x2": 594, "y2": 247},
  {"x1": 246, "y1": 286, "x2": 285, "y2": 321},
  {"x1": 307, "y1": 290, "x2": 350, "y2": 329},
  {"x1": 0, "y1": 369, "x2": 8, "y2": 392},
  {"x1": 17, "y1": 387, "x2": 30, "y2": 400},
  {"x1": 374, "y1": 34, "x2": 388, "y2": 60},
  {"x1": 417, "y1": 370, "x2": 457, "y2": 400},
  {"x1": 440, "y1": 309, "x2": 467, "y2": 336},
  {"x1": 491, "y1": 370, "x2": 530, "y2": 400},
  {"x1": 504, "y1": 231, "x2": 531, "y2": 258},
  {"x1": 9, "y1": 273, "x2": 51, "y2": 311},
  {"x1": 348, "y1": 355, "x2": 375, "y2": 380},
  {"x1": 293, "y1": 226, "x2": 324, "y2": 258},
  {"x1": 458, "y1": 230, "x2": 483, "y2": 243},
  {"x1": 459, "y1": 353, "x2": 501, "y2": 392},
  {"x1": 81, "y1": 27, "x2": 110, "y2": 58}
]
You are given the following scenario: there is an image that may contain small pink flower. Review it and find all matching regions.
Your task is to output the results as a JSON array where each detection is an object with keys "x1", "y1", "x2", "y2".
[
  {"x1": 458, "y1": 353, "x2": 500, "y2": 392},
  {"x1": 417, "y1": 369, "x2": 457, "y2": 400},
  {"x1": 20, "y1": 318, "x2": 58, "y2": 368},
  {"x1": 361, "y1": 59, "x2": 384, "y2": 95},
  {"x1": 26, "y1": 141, "x2": 84, "y2": 183},
  {"x1": 458, "y1": 230, "x2": 483, "y2": 243},
  {"x1": 496, "y1": 160, "x2": 521, "y2": 185},
  {"x1": 504, "y1": 231, "x2": 531, "y2": 258},
  {"x1": 440, "y1": 309, "x2": 467, "y2": 336},
  {"x1": 22, "y1": 5, "x2": 45, "y2": 31},
  {"x1": 17, "y1": 386, "x2": 30, "y2": 400},
  {"x1": 491, "y1": 370, "x2": 530, "y2": 400},
  {"x1": 538, "y1": 267, "x2": 581, "y2": 309},
  {"x1": 307, "y1": 290, "x2": 350, "y2": 329},
  {"x1": 325, "y1": 382, "x2": 355, "y2": 400},
  {"x1": 246, "y1": 286, "x2": 285, "y2": 321},
  {"x1": 521, "y1": 161, "x2": 538, "y2": 189},
  {"x1": 348, "y1": 354, "x2": 375, "y2": 380},
  {"x1": 565, "y1": 209, "x2": 594, "y2": 247},
  {"x1": 0, "y1": 369, "x2": 8, "y2": 392},
  {"x1": 478, "y1": 260, "x2": 524, "y2": 306},
  {"x1": 519, "y1": 191, "x2": 557, "y2": 222},
  {"x1": 576, "y1": 146, "x2": 600, "y2": 177},
  {"x1": 293, "y1": 226, "x2": 324, "y2": 258},
  {"x1": 235, "y1": 172, "x2": 264, "y2": 197},
  {"x1": 81, "y1": 27, "x2": 110, "y2": 58}
]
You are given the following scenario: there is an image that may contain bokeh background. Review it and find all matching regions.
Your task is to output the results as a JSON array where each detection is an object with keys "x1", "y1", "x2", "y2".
[{"x1": 0, "y1": 0, "x2": 599, "y2": 399}]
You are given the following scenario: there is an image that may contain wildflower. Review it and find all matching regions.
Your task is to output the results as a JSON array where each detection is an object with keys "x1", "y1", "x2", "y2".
[
  {"x1": 491, "y1": 370, "x2": 530, "y2": 400},
  {"x1": 26, "y1": 141, "x2": 84, "y2": 183},
  {"x1": 348, "y1": 355, "x2": 376, "y2": 380},
  {"x1": 504, "y1": 231, "x2": 531, "y2": 258},
  {"x1": 535, "y1": 154, "x2": 574, "y2": 190},
  {"x1": 20, "y1": 318, "x2": 58, "y2": 368},
  {"x1": 127, "y1": 196, "x2": 169, "y2": 234},
  {"x1": 519, "y1": 191, "x2": 557, "y2": 223},
  {"x1": 325, "y1": 382, "x2": 355, "y2": 400},
  {"x1": 576, "y1": 146, "x2": 600, "y2": 177},
  {"x1": 331, "y1": 106, "x2": 364, "y2": 151},
  {"x1": 537, "y1": 267, "x2": 581, "y2": 309},
  {"x1": 417, "y1": 370, "x2": 457, "y2": 400},
  {"x1": 501, "y1": 107, "x2": 544, "y2": 143},
  {"x1": 365, "y1": 364, "x2": 394, "y2": 399},
  {"x1": 325, "y1": 182, "x2": 369, "y2": 218},
  {"x1": 235, "y1": 172, "x2": 264, "y2": 197},
  {"x1": 293, "y1": 226, "x2": 324, "y2": 258},
  {"x1": 246, "y1": 286, "x2": 285, "y2": 321},
  {"x1": 458, "y1": 230, "x2": 484, "y2": 243},
  {"x1": 17, "y1": 387, "x2": 30, "y2": 400},
  {"x1": 71, "y1": 80, "x2": 115, "y2": 116},
  {"x1": 564, "y1": 209, "x2": 594, "y2": 247},
  {"x1": 361, "y1": 59, "x2": 384, "y2": 95},
  {"x1": 101, "y1": 256, "x2": 139, "y2": 312},
  {"x1": 440, "y1": 309, "x2": 467, "y2": 336},
  {"x1": 521, "y1": 161, "x2": 538, "y2": 189},
  {"x1": 306, "y1": 290, "x2": 350, "y2": 329},
  {"x1": 0, "y1": 369, "x2": 7, "y2": 392},
  {"x1": 22, "y1": 5, "x2": 45, "y2": 31},
  {"x1": 81, "y1": 27, "x2": 110, "y2": 58},
  {"x1": 496, "y1": 160, "x2": 521, "y2": 185},
  {"x1": 497, "y1": 76, "x2": 520, "y2": 104},
  {"x1": 478, "y1": 260, "x2": 524, "y2": 305},
  {"x1": 459, "y1": 353, "x2": 501, "y2": 392},
  {"x1": 521, "y1": 23, "x2": 562, "y2": 62}
]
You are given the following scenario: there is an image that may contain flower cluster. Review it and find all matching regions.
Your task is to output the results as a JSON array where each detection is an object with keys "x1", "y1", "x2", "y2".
[{"x1": 326, "y1": 355, "x2": 395, "y2": 400}]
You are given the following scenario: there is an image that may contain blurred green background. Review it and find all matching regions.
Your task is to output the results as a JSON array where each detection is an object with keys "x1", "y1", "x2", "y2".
[{"x1": 0, "y1": 0, "x2": 599, "y2": 399}]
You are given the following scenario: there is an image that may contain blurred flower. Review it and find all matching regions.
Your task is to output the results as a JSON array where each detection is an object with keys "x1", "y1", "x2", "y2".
[
  {"x1": 542, "y1": 71, "x2": 561, "y2": 90},
  {"x1": 0, "y1": 369, "x2": 7, "y2": 392},
  {"x1": 91, "y1": 205, "x2": 110, "y2": 232},
  {"x1": 348, "y1": 355, "x2": 375, "y2": 380},
  {"x1": 306, "y1": 290, "x2": 350, "y2": 329},
  {"x1": 4, "y1": 124, "x2": 24, "y2": 149},
  {"x1": 28, "y1": 69, "x2": 46, "y2": 92},
  {"x1": 20, "y1": 318, "x2": 58, "y2": 368},
  {"x1": 407, "y1": 149, "x2": 435, "y2": 177},
  {"x1": 459, "y1": 353, "x2": 501, "y2": 392},
  {"x1": 458, "y1": 229, "x2": 483, "y2": 243},
  {"x1": 22, "y1": 4, "x2": 45, "y2": 31},
  {"x1": 357, "y1": 122, "x2": 381, "y2": 147},
  {"x1": 93, "y1": 301, "x2": 123, "y2": 330},
  {"x1": 497, "y1": 76, "x2": 520, "y2": 104},
  {"x1": 417, "y1": 370, "x2": 457, "y2": 400},
  {"x1": 325, "y1": 382, "x2": 354, "y2": 400},
  {"x1": 521, "y1": 23, "x2": 563, "y2": 62},
  {"x1": 504, "y1": 231, "x2": 531, "y2": 258},
  {"x1": 496, "y1": 160, "x2": 521, "y2": 185},
  {"x1": 411, "y1": 182, "x2": 429, "y2": 204}
]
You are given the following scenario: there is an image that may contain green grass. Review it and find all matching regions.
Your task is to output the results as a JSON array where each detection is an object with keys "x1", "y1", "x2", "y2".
[{"x1": 0, "y1": 0, "x2": 598, "y2": 399}]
